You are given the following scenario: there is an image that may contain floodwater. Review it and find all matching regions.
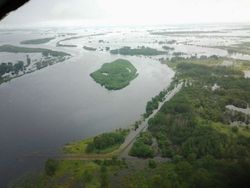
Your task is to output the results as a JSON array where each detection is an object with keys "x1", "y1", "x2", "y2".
[
  {"x1": 0, "y1": 28, "x2": 174, "y2": 187},
  {"x1": 0, "y1": 24, "x2": 250, "y2": 187}
]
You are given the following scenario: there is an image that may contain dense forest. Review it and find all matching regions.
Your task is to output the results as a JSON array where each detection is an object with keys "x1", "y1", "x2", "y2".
[{"x1": 125, "y1": 56, "x2": 250, "y2": 187}]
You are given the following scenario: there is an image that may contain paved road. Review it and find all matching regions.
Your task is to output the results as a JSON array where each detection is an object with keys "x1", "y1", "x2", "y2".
[
  {"x1": 54, "y1": 82, "x2": 183, "y2": 161},
  {"x1": 119, "y1": 82, "x2": 183, "y2": 159}
]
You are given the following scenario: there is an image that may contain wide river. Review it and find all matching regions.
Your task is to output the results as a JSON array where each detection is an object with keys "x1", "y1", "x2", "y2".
[{"x1": 0, "y1": 31, "x2": 174, "y2": 186}]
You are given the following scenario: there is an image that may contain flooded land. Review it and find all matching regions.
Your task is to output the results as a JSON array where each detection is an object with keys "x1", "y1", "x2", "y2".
[{"x1": 1, "y1": 24, "x2": 250, "y2": 187}]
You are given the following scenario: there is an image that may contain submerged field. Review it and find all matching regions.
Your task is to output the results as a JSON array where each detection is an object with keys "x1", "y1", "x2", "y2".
[{"x1": 90, "y1": 59, "x2": 138, "y2": 90}]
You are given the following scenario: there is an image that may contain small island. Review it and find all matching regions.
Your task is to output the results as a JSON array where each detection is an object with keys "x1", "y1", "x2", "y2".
[
  {"x1": 90, "y1": 59, "x2": 138, "y2": 90},
  {"x1": 110, "y1": 46, "x2": 167, "y2": 56},
  {"x1": 20, "y1": 37, "x2": 55, "y2": 44},
  {"x1": 83, "y1": 46, "x2": 97, "y2": 51}
]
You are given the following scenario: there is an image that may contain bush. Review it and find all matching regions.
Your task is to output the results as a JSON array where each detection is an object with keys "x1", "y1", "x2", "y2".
[
  {"x1": 45, "y1": 159, "x2": 58, "y2": 176},
  {"x1": 86, "y1": 130, "x2": 127, "y2": 153},
  {"x1": 129, "y1": 140, "x2": 154, "y2": 158},
  {"x1": 148, "y1": 159, "x2": 157, "y2": 169}
]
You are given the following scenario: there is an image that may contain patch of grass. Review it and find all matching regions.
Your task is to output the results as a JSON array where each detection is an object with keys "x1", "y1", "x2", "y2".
[
  {"x1": 20, "y1": 37, "x2": 55, "y2": 44},
  {"x1": 63, "y1": 138, "x2": 93, "y2": 154},
  {"x1": 12, "y1": 158, "x2": 126, "y2": 188},
  {"x1": 63, "y1": 129, "x2": 129, "y2": 155},
  {"x1": 90, "y1": 59, "x2": 138, "y2": 90}
]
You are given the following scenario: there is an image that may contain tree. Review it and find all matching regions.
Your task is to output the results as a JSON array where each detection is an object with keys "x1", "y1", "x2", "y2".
[
  {"x1": 100, "y1": 165, "x2": 109, "y2": 188},
  {"x1": 45, "y1": 159, "x2": 58, "y2": 176},
  {"x1": 148, "y1": 159, "x2": 157, "y2": 169}
]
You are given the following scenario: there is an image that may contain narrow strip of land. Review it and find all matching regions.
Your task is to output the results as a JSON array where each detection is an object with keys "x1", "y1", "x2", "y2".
[{"x1": 59, "y1": 82, "x2": 183, "y2": 160}]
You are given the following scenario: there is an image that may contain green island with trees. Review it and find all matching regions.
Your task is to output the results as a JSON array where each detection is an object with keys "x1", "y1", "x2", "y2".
[
  {"x1": 20, "y1": 37, "x2": 55, "y2": 45},
  {"x1": 83, "y1": 46, "x2": 97, "y2": 51},
  {"x1": 110, "y1": 46, "x2": 167, "y2": 56},
  {"x1": 11, "y1": 56, "x2": 250, "y2": 188},
  {"x1": 90, "y1": 59, "x2": 138, "y2": 90}
]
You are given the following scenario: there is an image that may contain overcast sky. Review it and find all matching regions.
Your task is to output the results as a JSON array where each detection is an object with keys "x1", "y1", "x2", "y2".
[{"x1": 1, "y1": 0, "x2": 250, "y2": 27}]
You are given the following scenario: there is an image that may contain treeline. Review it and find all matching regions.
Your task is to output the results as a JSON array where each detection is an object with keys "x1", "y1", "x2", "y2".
[
  {"x1": 0, "y1": 61, "x2": 25, "y2": 76},
  {"x1": 129, "y1": 132, "x2": 154, "y2": 158},
  {"x1": 144, "y1": 81, "x2": 177, "y2": 118},
  {"x1": 145, "y1": 91, "x2": 165, "y2": 118},
  {"x1": 126, "y1": 58, "x2": 250, "y2": 187},
  {"x1": 125, "y1": 57, "x2": 250, "y2": 188},
  {"x1": 110, "y1": 46, "x2": 167, "y2": 56},
  {"x1": 86, "y1": 130, "x2": 128, "y2": 153},
  {"x1": 83, "y1": 46, "x2": 97, "y2": 51},
  {"x1": 0, "y1": 45, "x2": 70, "y2": 57},
  {"x1": 125, "y1": 155, "x2": 250, "y2": 188}
]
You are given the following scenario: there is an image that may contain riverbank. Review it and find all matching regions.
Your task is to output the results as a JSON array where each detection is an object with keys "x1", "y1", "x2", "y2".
[{"x1": 10, "y1": 68, "x2": 181, "y2": 188}]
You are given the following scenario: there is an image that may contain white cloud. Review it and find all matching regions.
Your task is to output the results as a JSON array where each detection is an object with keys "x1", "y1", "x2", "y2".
[{"x1": 1, "y1": 0, "x2": 250, "y2": 27}]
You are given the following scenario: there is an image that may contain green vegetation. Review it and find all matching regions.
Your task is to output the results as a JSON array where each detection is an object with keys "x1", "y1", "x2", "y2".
[
  {"x1": 63, "y1": 129, "x2": 128, "y2": 154},
  {"x1": 145, "y1": 90, "x2": 167, "y2": 118},
  {"x1": 212, "y1": 42, "x2": 250, "y2": 56},
  {"x1": 129, "y1": 132, "x2": 154, "y2": 158},
  {"x1": 86, "y1": 130, "x2": 128, "y2": 154},
  {"x1": 11, "y1": 158, "x2": 126, "y2": 188},
  {"x1": 0, "y1": 45, "x2": 70, "y2": 57},
  {"x1": 20, "y1": 37, "x2": 55, "y2": 44},
  {"x1": 124, "y1": 56, "x2": 250, "y2": 187},
  {"x1": 148, "y1": 159, "x2": 157, "y2": 169},
  {"x1": 158, "y1": 40, "x2": 176, "y2": 45},
  {"x1": 0, "y1": 61, "x2": 24, "y2": 76},
  {"x1": 162, "y1": 46, "x2": 174, "y2": 51},
  {"x1": 0, "y1": 45, "x2": 70, "y2": 85},
  {"x1": 151, "y1": 30, "x2": 224, "y2": 35},
  {"x1": 45, "y1": 159, "x2": 58, "y2": 177},
  {"x1": 90, "y1": 59, "x2": 138, "y2": 90},
  {"x1": 110, "y1": 46, "x2": 167, "y2": 56},
  {"x1": 63, "y1": 138, "x2": 93, "y2": 154},
  {"x1": 144, "y1": 82, "x2": 177, "y2": 118},
  {"x1": 12, "y1": 55, "x2": 250, "y2": 188},
  {"x1": 172, "y1": 51, "x2": 187, "y2": 56},
  {"x1": 57, "y1": 44, "x2": 77, "y2": 47},
  {"x1": 83, "y1": 46, "x2": 97, "y2": 51}
]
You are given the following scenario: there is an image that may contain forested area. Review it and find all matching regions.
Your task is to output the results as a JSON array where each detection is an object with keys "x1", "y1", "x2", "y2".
[
  {"x1": 86, "y1": 130, "x2": 128, "y2": 153},
  {"x1": 126, "y1": 57, "x2": 250, "y2": 187}
]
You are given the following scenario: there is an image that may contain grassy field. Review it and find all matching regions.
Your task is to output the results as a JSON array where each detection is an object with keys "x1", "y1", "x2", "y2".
[
  {"x1": 63, "y1": 138, "x2": 93, "y2": 154},
  {"x1": 63, "y1": 138, "x2": 121, "y2": 155},
  {"x1": 11, "y1": 159, "x2": 126, "y2": 188},
  {"x1": 90, "y1": 59, "x2": 138, "y2": 90},
  {"x1": 20, "y1": 37, "x2": 55, "y2": 44},
  {"x1": 110, "y1": 46, "x2": 167, "y2": 56},
  {"x1": 63, "y1": 129, "x2": 128, "y2": 155}
]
